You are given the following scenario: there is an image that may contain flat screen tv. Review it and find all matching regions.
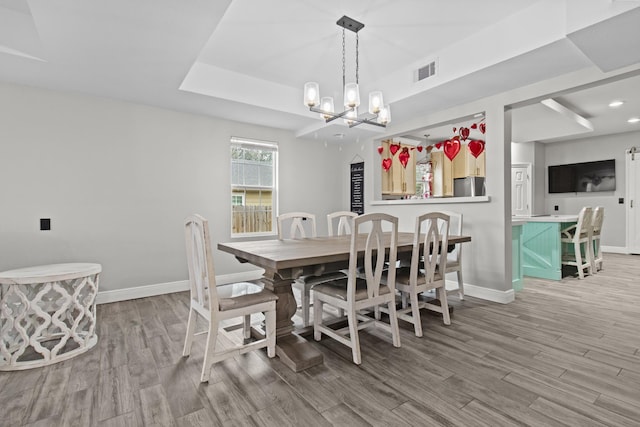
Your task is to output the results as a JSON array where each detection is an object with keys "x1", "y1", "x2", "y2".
[{"x1": 548, "y1": 159, "x2": 615, "y2": 193}]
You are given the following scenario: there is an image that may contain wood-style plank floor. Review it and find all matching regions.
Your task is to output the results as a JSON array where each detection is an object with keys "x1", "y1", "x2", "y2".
[{"x1": 2, "y1": 253, "x2": 639, "y2": 426}]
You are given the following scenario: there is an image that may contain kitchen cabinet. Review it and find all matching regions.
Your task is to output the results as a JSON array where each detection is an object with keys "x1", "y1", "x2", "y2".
[
  {"x1": 381, "y1": 140, "x2": 416, "y2": 196},
  {"x1": 453, "y1": 145, "x2": 485, "y2": 178},
  {"x1": 430, "y1": 151, "x2": 453, "y2": 197}
]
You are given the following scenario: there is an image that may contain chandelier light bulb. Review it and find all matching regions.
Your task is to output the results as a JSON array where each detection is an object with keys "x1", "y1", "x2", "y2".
[
  {"x1": 304, "y1": 82, "x2": 320, "y2": 107},
  {"x1": 344, "y1": 83, "x2": 360, "y2": 108},
  {"x1": 369, "y1": 91, "x2": 384, "y2": 114},
  {"x1": 320, "y1": 97, "x2": 335, "y2": 120},
  {"x1": 378, "y1": 105, "x2": 391, "y2": 125},
  {"x1": 344, "y1": 107, "x2": 358, "y2": 125}
]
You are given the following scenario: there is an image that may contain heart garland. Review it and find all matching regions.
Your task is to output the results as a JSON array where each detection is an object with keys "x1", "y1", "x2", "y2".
[
  {"x1": 377, "y1": 146, "x2": 384, "y2": 155},
  {"x1": 435, "y1": 142, "x2": 443, "y2": 150},
  {"x1": 389, "y1": 143, "x2": 401, "y2": 156},
  {"x1": 444, "y1": 139, "x2": 461, "y2": 161},
  {"x1": 479, "y1": 123, "x2": 486, "y2": 134},
  {"x1": 416, "y1": 146, "x2": 423, "y2": 152},
  {"x1": 398, "y1": 147, "x2": 410, "y2": 168},
  {"x1": 382, "y1": 158, "x2": 392, "y2": 171},
  {"x1": 459, "y1": 127, "x2": 470, "y2": 141},
  {"x1": 468, "y1": 140, "x2": 485, "y2": 158}
]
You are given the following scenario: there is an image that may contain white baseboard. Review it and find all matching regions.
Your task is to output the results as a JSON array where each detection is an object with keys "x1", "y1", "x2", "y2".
[
  {"x1": 96, "y1": 270, "x2": 264, "y2": 305},
  {"x1": 446, "y1": 279, "x2": 515, "y2": 304},
  {"x1": 96, "y1": 270, "x2": 514, "y2": 305},
  {"x1": 602, "y1": 246, "x2": 629, "y2": 254}
]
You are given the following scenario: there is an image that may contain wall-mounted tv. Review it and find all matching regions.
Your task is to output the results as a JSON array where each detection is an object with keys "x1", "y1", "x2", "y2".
[{"x1": 548, "y1": 159, "x2": 615, "y2": 193}]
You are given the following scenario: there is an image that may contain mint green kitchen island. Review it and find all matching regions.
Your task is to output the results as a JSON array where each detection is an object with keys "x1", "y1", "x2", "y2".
[{"x1": 515, "y1": 215, "x2": 578, "y2": 281}]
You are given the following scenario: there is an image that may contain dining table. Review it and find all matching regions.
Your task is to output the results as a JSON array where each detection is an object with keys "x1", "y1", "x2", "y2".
[{"x1": 218, "y1": 231, "x2": 471, "y2": 372}]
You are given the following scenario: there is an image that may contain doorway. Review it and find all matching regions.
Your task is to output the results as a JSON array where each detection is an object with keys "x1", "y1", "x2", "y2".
[
  {"x1": 512, "y1": 163, "x2": 532, "y2": 217},
  {"x1": 626, "y1": 148, "x2": 640, "y2": 254}
]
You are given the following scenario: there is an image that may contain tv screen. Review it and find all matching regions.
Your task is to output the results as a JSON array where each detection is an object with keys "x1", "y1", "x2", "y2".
[{"x1": 548, "y1": 159, "x2": 615, "y2": 193}]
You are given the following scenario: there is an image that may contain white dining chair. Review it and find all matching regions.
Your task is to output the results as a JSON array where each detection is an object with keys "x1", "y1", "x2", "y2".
[
  {"x1": 591, "y1": 206, "x2": 604, "y2": 272},
  {"x1": 327, "y1": 211, "x2": 358, "y2": 236},
  {"x1": 381, "y1": 212, "x2": 451, "y2": 337},
  {"x1": 182, "y1": 214, "x2": 277, "y2": 382},
  {"x1": 278, "y1": 212, "x2": 345, "y2": 327},
  {"x1": 439, "y1": 210, "x2": 464, "y2": 300},
  {"x1": 313, "y1": 213, "x2": 401, "y2": 365},
  {"x1": 561, "y1": 207, "x2": 594, "y2": 279}
]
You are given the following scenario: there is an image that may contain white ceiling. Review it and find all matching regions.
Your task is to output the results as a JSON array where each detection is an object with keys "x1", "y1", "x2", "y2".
[{"x1": 1, "y1": 0, "x2": 639, "y2": 144}]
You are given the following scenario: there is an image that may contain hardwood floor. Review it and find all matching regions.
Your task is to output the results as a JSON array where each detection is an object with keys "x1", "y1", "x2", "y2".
[{"x1": 1, "y1": 253, "x2": 639, "y2": 426}]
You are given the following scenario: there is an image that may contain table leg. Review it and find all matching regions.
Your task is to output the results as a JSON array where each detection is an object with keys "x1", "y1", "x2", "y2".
[{"x1": 260, "y1": 272, "x2": 323, "y2": 372}]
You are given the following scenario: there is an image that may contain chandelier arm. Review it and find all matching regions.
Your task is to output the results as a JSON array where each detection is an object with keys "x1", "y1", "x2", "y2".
[
  {"x1": 309, "y1": 106, "x2": 354, "y2": 123},
  {"x1": 348, "y1": 116, "x2": 386, "y2": 128}
]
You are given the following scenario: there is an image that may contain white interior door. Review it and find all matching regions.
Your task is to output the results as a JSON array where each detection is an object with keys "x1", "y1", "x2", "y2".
[
  {"x1": 512, "y1": 164, "x2": 531, "y2": 216},
  {"x1": 626, "y1": 148, "x2": 640, "y2": 253}
]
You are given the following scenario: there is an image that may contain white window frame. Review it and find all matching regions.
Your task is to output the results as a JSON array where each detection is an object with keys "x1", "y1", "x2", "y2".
[{"x1": 230, "y1": 137, "x2": 278, "y2": 237}]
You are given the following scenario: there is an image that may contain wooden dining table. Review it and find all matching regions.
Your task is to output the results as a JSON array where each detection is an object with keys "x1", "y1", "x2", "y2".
[{"x1": 218, "y1": 232, "x2": 471, "y2": 372}]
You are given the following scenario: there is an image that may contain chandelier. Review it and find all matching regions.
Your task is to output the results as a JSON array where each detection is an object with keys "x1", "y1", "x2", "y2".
[{"x1": 303, "y1": 16, "x2": 390, "y2": 128}]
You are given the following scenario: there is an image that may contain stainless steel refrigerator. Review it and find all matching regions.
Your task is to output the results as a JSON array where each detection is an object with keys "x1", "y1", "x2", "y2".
[{"x1": 454, "y1": 177, "x2": 486, "y2": 197}]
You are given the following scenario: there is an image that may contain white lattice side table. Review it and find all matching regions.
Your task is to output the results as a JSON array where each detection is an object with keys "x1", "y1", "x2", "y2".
[{"x1": 0, "y1": 263, "x2": 101, "y2": 370}]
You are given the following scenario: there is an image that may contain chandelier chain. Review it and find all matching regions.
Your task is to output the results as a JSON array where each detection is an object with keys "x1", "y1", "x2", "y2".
[
  {"x1": 342, "y1": 27, "x2": 346, "y2": 97},
  {"x1": 356, "y1": 33, "x2": 359, "y2": 85}
]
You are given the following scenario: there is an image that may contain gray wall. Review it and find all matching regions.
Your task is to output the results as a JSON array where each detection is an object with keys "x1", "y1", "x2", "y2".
[
  {"x1": 543, "y1": 131, "x2": 639, "y2": 248},
  {"x1": 0, "y1": 82, "x2": 344, "y2": 291}
]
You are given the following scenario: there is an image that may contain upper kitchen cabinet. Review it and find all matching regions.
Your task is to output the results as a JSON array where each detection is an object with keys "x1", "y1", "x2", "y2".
[
  {"x1": 380, "y1": 139, "x2": 416, "y2": 196},
  {"x1": 453, "y1": 145, "x2": 486, "y2": 178}
]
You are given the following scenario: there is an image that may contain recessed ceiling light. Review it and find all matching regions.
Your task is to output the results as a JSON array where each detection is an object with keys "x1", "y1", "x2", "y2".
[
  {"x1": 628, "y1": 117, "x2": 640, "y2": 123},
  {"x1": 609, "y1": 100, "x2": 624, "y2": 107}
]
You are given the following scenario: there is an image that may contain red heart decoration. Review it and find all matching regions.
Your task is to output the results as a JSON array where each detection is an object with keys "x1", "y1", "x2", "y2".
[
  {"x1": 389, "y1": 143, "x2": 401, "y2": 156},
  {"x1": 398, "y1": 150, "x2": 410, "y2": 168},
  {"x1": 459, "y1": 127, "x2": 470, "y2": 141},
  {"x1": 479, "y1": 123, "x2": 486, "y2": 134},
  {"x1": 470, "y1": 123, "x2": 478, "y2": 129},
  {"x1": 417, "y1": 146, "x2": 423, "y2": 152},
  {"x1": 452, "y1": 135, "x2": 460, "y2": 141},
  {"x1": 382, "y1": 158, "x2": 392, "y2": 171},
  {"x1": 435, "y1": 142, "x2": 444, "y2": 150},
  {"x1": 377, "y1": 146, "x2": 384, "y2": 155},
  {"x1": 426, "y1": 145, "x2": 433, "y2": 153},
  {"x1": 444, "y1": 139, "x2": 461, "y2": 161},
  {"x1": 453, "y1": 127, "x2": 457, "y2": 133},
  {"x1": 468, "y1": 140, "x2": 485, "y2": 158}
]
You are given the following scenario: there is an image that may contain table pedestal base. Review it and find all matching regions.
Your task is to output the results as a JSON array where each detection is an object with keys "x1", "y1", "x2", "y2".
[{"x1": 260, "y1": 270, "x2": 323, "y2": 372}]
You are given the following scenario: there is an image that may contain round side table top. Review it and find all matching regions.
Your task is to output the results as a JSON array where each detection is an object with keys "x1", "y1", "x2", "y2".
[{"x1": 0, "y1": 263, "x2": 102, "y2": 285}]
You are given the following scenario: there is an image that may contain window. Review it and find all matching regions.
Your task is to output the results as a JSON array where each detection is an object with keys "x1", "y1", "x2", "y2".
[{"x1": 230, "y1": 137, "x2": 277, "y2": 236}]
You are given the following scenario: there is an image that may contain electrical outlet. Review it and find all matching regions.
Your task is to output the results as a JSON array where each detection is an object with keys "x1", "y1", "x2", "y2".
[
  {"x1": 554, "y1": 205, "x2": 559, "y2": 211},
  {"x1": 40, "y1": 218, "x2": 51, "y2": 231},
  {"x1": 619, "y1": 198, "x2": 624, "y2": 204}
]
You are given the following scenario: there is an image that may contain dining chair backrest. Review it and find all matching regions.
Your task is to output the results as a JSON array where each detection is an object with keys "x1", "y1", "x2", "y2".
[
  {"x1": 438, "y1": 210, "x2": 462, "y2": 263},
  {"x1": 575, "y1": 207, "x2": 594, "y2": 240},
  {"x1": 327, "y1": 211, "x2": 358, "y2": 236},
  {"x1": 411, "y1": 212, "x2": 450, "y2": 286},
  {"x1": 592, "y1": 206, "x2": 604, "y2": 236},
  {"x1": 184, "y1": 214, "x2": 218, "y2": 314},
  {"x1": 348, "y1": 213, "x2": 398, "y2": 301},
  {"x1": 277, "y1": 212, "x2": 317, "y2": 239}
]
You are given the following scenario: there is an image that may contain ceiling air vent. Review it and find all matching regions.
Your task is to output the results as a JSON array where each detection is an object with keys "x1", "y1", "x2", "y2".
[{"x1": 416, "y1": 60, "x2": 437, "y2": 82}]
